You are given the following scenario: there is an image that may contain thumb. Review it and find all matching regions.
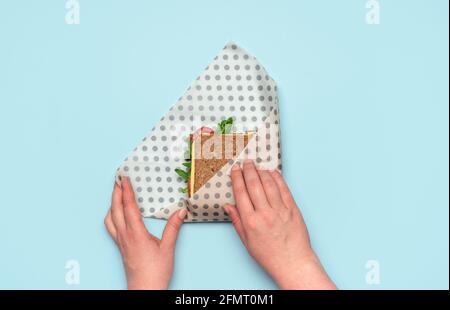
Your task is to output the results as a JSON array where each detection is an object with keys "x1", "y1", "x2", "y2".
[
  {"x1": 161, "y1": 208, "x2": 187, "y2": 251},
  {"x1": 223, "y1": 204, "x2": 246, "y2": 246}
]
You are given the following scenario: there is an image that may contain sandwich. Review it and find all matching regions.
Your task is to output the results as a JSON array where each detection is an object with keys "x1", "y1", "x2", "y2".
[{"x1": 175, "y1": 118, "x2": 252, "y2": 197}]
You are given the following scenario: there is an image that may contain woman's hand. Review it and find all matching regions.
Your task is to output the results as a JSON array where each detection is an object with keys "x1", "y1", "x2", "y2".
[
  {"x1": 224, "y1": 160, "x2": 336, "y2": 290},
  {"x1": 104, "y1": 176, "x2": 187, "y2": 290}
]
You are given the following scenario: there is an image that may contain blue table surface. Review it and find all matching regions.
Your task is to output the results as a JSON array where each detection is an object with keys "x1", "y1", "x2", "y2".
[{"x1": 0, "y1": 0, "x2": 448, "y2": 289}]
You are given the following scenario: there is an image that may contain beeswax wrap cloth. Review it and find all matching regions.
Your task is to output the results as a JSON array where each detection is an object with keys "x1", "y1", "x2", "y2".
[{"x1": 116, "y1": 42, "x2": 282, "y2": 222}]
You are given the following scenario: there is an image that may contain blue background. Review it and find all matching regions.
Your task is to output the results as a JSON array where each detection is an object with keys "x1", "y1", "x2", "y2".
[{"x1": 0, "y1": 0, "x2": 448, "y2": 289}]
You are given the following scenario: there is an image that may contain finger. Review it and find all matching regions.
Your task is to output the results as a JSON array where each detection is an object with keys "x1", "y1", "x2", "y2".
[
  {"x1": 161, "y1": 208, "x2": 187, "y2": 251},
  {"x1": 242, "y1": 160, "x2": 270, "y2": 210},
  {"x1": 104, "y1": 208, "x2": 118, "y2": 241},
  {"x1": 111, "y1": 181, "x2": 126, "y2": 232},
  {"x1": 230, "y1": 164, "x2": 255, "y2": 218},
  {"x1": 270, "y1": 170, "x2": 297, "y2": 209},
  {"x1": 223, "y1": 204, "x2": 247, "y2": 246},
  {"x1": 121, "y1": 176, "x2": 145, "y2": 233},
  {"x1": 258, "y1": 170, "x2": 285, "y2": 210}
]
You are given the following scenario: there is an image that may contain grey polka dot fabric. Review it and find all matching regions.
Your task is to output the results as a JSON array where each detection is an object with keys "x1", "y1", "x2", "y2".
[{"x1": 115, "y1": 42, "x2": 282, "y2": 222}]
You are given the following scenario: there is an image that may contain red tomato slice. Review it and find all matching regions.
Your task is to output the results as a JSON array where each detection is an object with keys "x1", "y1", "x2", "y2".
[{"x1": 191, "y1": 126, "x2": 214, "y2": 141}]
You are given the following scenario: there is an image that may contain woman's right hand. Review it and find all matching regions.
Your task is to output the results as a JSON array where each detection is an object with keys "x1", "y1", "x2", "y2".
[{"x1": 224, "y1": 160, "x2": 336, "y2": 290}]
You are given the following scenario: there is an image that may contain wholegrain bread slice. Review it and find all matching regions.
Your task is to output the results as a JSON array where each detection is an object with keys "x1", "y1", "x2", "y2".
[{"x1": 189, "y1": 132, "x2": 253, "y2": 197}]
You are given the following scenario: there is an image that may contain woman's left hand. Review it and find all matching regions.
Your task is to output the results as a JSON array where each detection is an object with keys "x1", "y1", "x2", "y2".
[{"x1": 104, "y1": 176, "x2": 187, "y2": 290}]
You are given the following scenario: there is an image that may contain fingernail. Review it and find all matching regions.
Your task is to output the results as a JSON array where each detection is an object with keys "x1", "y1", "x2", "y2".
[
  {"x1": 178, "y1": 208, "x2": 187, "y2": 219},
  {"x1": 232, "y1": 164, "x2": 240, "y2": 171},
  {"x1": 244, "y1": 159, "x2": 254, "y2": 166},
  {"x1": 115, "y1": 176, "x2": 122, "y2": 188}
]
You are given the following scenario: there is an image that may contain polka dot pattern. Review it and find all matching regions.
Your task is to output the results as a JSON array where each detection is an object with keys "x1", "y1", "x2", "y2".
[{"x1": 116, "y1": 42, "x2": 282, "y2": 222}]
